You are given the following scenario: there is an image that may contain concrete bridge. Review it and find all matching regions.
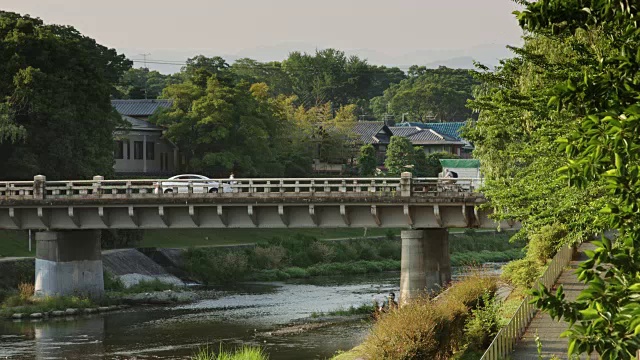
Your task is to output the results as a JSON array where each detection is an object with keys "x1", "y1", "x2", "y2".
[{"x1": 0, "y1": 173, "x2": 514, "y2": 303}]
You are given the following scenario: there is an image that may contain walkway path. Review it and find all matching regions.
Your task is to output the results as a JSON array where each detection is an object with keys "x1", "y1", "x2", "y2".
[{"x1": 510, "y1": 243, "x2": 595, "y2": 360}]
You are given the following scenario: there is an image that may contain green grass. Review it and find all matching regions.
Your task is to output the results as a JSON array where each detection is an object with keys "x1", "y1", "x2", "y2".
[
  {"x1": 142, "y1": 228, "x2": 400, "y2": 248},
  {"x1": 0, "y1": 295, "x2": 96, "y2": 316},
  {"x1": 193, "y1": 345, "x2": 268, "y2": 360},
  {"x1": 0, "y1": 231, "x2": 35, "y2": 258}
]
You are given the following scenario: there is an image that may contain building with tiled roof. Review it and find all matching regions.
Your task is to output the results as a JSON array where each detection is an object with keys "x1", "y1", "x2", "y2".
[
  {"x1": 395, "y1": 121, "x2": 473, "y2": 157},
  {"x1": 111, "y1": 99, "x2": 173, "y2": 119},
  {"x1": 351, "y1": 122, "x2": 466, "y2": 160},
  {"x1": 111, "y1": 100, "x2": 178, "y2": 176}
]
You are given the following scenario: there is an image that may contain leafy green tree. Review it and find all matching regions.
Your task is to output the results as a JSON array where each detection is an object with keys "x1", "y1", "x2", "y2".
[
  {"x1": 385, "y1": 136, "x2": 415, "y2": 175},
  {"x1": 423, "y1": 151, "x2": 459, "y2": 177},
  {"x1": 282, "y1": 49, "x2": 404, "y2": 113},
  {"x1": 115, "y1": 67, "x2": 173, "y2": 99},
  {"x1": 231, "y1": 58, "x2": 292, "y2": 96},
  {"x1": 372, "y1": 66, "x2": 479, "y2": 122},
  {"x1": 412, "y1": 147, "x2": 429, "y2": 177},
  {"x1": 0, "y1": 11, "x2": 131, "y2": 180},
  {"x1": 358, "y1": 144, "x2": 377, "y2": 176},
  {"x1": 511, "y1": 1, "x2": 640, "y2": 358}
]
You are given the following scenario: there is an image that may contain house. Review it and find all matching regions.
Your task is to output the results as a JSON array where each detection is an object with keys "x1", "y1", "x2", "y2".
[
  {"x1": 111, "y1": 99, "x2": 178, "y2": 176},
  {"x1": 388, "y1": 126, "x2": 466, "y2": 156},
  {"x1": 396, "y1": 121, "x2": 474, "y2": 158},
  {"x1": 349, "y1": 121, "x2": 466, "y2": 161}
]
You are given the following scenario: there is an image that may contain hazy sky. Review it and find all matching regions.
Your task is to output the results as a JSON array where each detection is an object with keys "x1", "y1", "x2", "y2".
[{"x1": 4, "y1": 0, "x2": 524, "y2": 72}]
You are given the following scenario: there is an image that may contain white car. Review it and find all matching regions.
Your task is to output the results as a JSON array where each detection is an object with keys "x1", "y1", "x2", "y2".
[{"x1": 155, "y1": 174, "x2": 233, "y2": 194}]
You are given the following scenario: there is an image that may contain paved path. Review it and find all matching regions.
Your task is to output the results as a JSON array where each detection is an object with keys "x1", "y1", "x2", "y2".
[{"x1": 510, "y1": 243, "x2": 596, "y2": 360}]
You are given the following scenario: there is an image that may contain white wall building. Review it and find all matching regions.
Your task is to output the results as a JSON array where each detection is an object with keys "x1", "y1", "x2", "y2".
[{"x1": 111, "y1": 100, "x2": 178, "y2": 176}]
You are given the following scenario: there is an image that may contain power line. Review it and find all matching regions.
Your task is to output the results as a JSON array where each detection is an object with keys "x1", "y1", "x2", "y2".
[{"x1": 129, "y1": 58, "x2": 427, "y2": 72}]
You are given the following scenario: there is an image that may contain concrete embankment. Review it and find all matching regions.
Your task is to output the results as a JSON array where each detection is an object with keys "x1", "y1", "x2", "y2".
[{"x1": 102, "y1": 248, "x2": 184, "y2": 287}]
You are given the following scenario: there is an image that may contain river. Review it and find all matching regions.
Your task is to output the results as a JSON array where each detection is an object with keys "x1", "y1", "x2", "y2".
[{"x1": 0, "y1": 272, "x2": 401, "y2": 360}]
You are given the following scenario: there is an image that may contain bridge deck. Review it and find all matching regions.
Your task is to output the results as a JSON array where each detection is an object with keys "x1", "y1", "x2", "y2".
[{"x1": 0, "y1": 176, "x2": 506, "y2": 230}]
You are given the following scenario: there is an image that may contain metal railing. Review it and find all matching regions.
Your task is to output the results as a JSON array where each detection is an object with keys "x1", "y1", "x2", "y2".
[
  {"x1": 480, "y1": 244, "x2": 575, "y2": 360},
  {"x1": 0, "y1": 174, "x2": 483, "y2": 200}
]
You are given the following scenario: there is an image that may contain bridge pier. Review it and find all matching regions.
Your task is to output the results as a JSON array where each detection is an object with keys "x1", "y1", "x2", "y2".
[
  {"x1": 400, "y1": 228, "x2": 450, "y2": 304},
  {"x1": 35, "y1": 230, "x2": 104, "y2": 298}
]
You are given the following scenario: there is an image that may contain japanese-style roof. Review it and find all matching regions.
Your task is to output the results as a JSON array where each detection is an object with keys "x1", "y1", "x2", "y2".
[
  {"x1": 422, "y1": 122, "x2": 466, "y2": 141},
  {"x1": 352, "y1": 121, "x2": 464, "y2": 145},
  {"x1": 121, "y1": 115, "x2": 164, "y2": 132},
  {"x1": 439, "y1": 159, "x2": 480, "y2": 168},
  {"x1": 111, "y1": 99, "x2": 173, "y2": 117},
  {"x1": 352, "y1": 122, "x2": 393, "y2": 144},
  {"x1": 405, "y1": 129, "x2": 462, "y2": 145},
  {"x1": 396, "y1": 121, "x2": 466, "y2": 141},
  {"x1": 388, "y1": 126, "x2": 422, "y2": 137}
]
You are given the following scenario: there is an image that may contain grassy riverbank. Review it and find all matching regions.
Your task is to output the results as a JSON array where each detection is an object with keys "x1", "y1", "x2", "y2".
[
  {"x1": 183, "y1": 230, "x2": 523, "y2": 284},
  {"x1": 333, "y1": 275, "x2": 499, "y2": 360}
]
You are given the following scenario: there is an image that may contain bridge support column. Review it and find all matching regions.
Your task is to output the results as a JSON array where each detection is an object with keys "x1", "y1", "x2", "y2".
[
  {"x1": 35, "y1": 230, "x2": 104, "y2": 298},
  {"x1": 400, "y1": 228, "x2": 451, "y2": 305}
]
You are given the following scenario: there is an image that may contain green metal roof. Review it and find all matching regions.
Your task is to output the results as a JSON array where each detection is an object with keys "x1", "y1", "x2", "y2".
[{"x1": 439, "y1": 159, "x2": 480, "y2": 168}]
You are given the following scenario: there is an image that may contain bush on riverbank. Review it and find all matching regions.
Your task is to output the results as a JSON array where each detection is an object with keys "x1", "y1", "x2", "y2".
[
  {"x1": 193, "y1": 345, "x2": 268, "y2": 360},
  {"x1": 0, "y1": 282, "x2": 97, "y2": 316},
  {"x1": 183, "y1": 232, "x2": 522, "y2": 284},
  {"x1": 355, "y1": 275, "x2": 498, "y2": 360}
]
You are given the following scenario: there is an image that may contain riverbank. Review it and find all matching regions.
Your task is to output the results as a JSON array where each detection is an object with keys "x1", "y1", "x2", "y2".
[{"x1": 181, "y1": 230, "x2": 522, "y2": 285}]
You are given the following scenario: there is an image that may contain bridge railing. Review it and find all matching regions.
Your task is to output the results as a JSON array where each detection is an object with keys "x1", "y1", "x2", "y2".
[
  {"x1": 479, "y1": 244, "x2": 575, "y2": 360},
  {"x1": 0, "y1": 173, "x2": 483, "y2": 200}
]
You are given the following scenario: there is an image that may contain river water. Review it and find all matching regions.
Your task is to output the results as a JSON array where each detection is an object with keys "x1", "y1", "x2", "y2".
[{"x1": 0, "y1": 272, "x2": 401, "y2": 360}]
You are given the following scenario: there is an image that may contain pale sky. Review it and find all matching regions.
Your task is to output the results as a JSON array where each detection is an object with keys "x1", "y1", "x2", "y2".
[{"x1": 3, "y1": 0, "x2": 524, "y2": 72}]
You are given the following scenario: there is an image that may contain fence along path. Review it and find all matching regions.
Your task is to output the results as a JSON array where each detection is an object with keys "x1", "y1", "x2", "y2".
[{"x1": 480, "y1": 244, "x2": 576, "y2": 360}]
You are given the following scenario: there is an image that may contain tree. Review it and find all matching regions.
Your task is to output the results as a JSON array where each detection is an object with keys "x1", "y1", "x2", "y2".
[
  {"x1": 0, "y1": 11, "x2": 131, "y2": 180},
  {"x1": 372, "y1": 66, "x2": 479, "y2": 122},
  {"x1": 412, "y1": 147, "x2": 429, "y2": 177},
  {"x1": 385, "y1": 136, "x2": 415, "y2": 175},
  {"x1": 512, "y1": 1, "x2": 640, "y2": 358},
  {"x1": 423, "y1": 151, "x2": 459, "y2": 178},
  {"x1": 358, "y1": 144, "x2": 377, "y2": 176},
  {"x1": 115, "y1": 67, "x2": 173, "y2": 99}
]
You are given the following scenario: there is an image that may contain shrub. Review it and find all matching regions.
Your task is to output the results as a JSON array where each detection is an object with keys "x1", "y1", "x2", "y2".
[
  {"x1": 104, "y1": 271, "x2": 125, "y2": 292},
  {"x1": 18, "y1": 282, "x2": 34, "y2": 300},
  {"x1": 501, "y1": 258, "x2": 542, "y2": 288},
  {"x1": 184, "y1": 248, "x2": 249, "y2": 284},
  {"x1": 252, "y1": 245, "x2": 287, "y2": 270},
  {"x1": 125, "y1": 279, "x2": 180, "y2": 293},
  {"x1": 360, "y1": 275, "x2": 497, "y2": 360},
  {"x1": 464, "y1": 291, "x2": 501, "y2": 350},
  {"x1": 308, "y1": 241, "x2": 336, "y2": 264},
  {"x1": 527, "y1": 223, "x2": 567, "y2": 265}
]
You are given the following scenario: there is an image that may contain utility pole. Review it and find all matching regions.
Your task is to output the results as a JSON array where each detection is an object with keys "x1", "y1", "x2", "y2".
[
  {"x1": 139, "y1": 53, "x2": 151, "y2": 99},
  {"x1": 139, "y1": 53, "x2": 151, "y2": 69}
]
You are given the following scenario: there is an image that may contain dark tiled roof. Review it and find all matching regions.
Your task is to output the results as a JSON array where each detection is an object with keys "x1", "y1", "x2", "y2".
[
  {"x1": 111, "y1": 99, "x2": 173, "y2": 117},
  {"x1": 405, "y1": 129, "x2": 462, "y2": 145},
  {"x1": 352, "y1": 122, "x2": 392, "y2": 144},
  {"x1": 121, "y1": 115, "x2": 164, "y2": 131},
  {"x1": 388, "y1": 126, "x2": 422, "y2": 137},
  {"x1": 422, "y1": 122, "x2": 466, "y2": 141}
]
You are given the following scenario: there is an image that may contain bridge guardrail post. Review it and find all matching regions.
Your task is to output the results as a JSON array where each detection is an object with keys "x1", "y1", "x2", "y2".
[
  {"x1": 33, "y1": 175, "x2": 46, "y2": 199},
  {"x1": 400, "y1": 172, "x2": 412, "y2": 197},
  {"x1": 92, "y1": 175, "x2": 104, "y2": 197}
]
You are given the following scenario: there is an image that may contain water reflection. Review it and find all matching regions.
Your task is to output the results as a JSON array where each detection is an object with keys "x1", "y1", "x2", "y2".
[
  {"x1": 0, "y1": 272, "x2": 400, "y2": 359},
  {"x1": 35, "y1": 316, "x2": 105, "y2": 359}
]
